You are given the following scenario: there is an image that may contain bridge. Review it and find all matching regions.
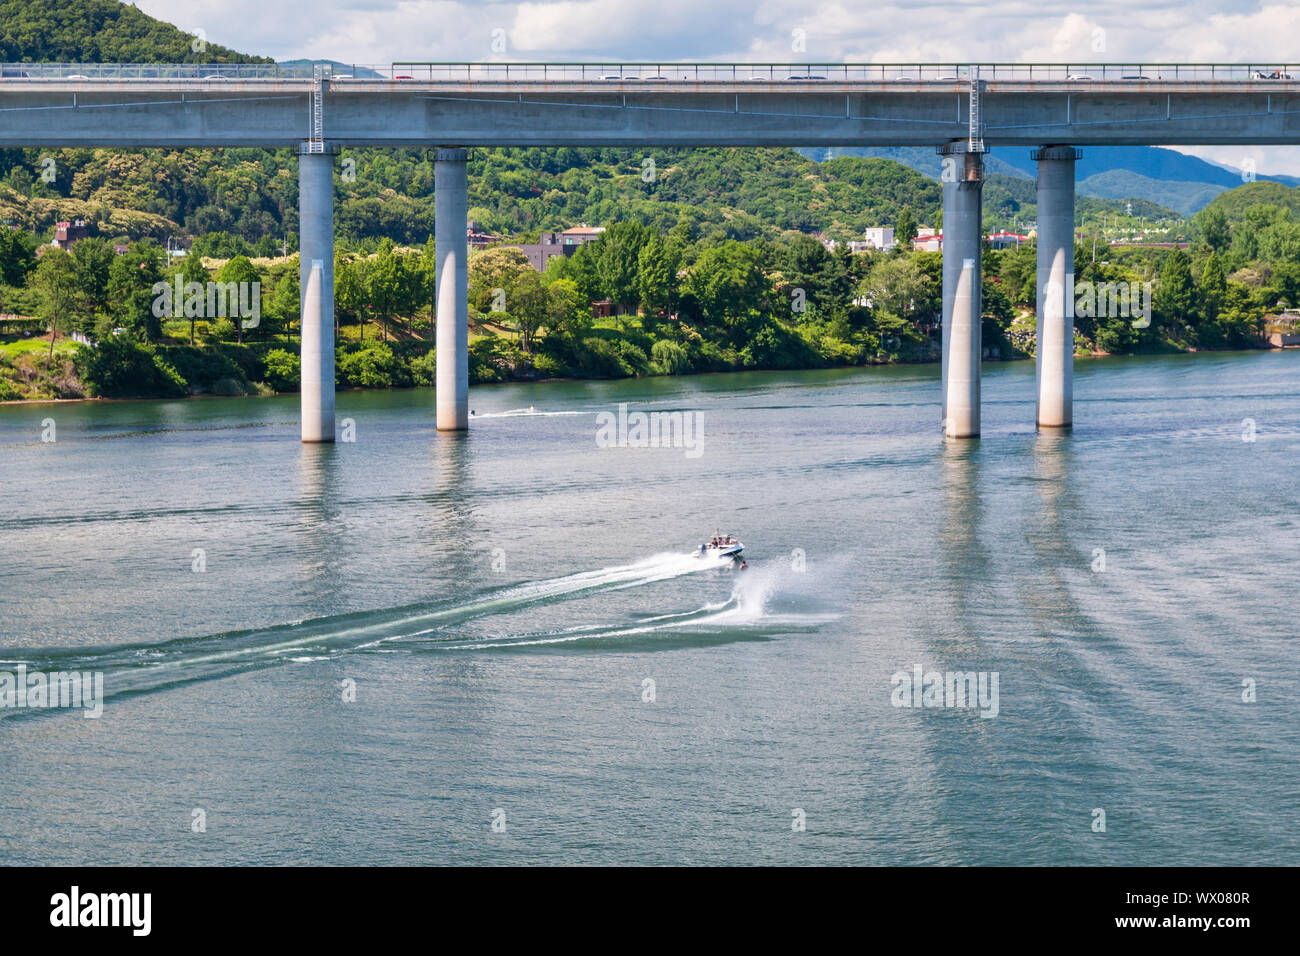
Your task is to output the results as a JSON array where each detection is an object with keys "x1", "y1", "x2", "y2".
[{"x1": 3, "y1": 61, "x2": 1298, "y2": 438}]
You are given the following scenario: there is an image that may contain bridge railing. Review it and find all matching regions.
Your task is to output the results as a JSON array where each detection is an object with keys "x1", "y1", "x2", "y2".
[
  {"x1": 0, "y1": 62, "x2": 322, "y2": 79},
  {"x1": 385, "y1": 62, "x2": 1300, "y2": 82},
  {"x1": 1, "y1": 62, "x2": 1296, "y2": 82}
]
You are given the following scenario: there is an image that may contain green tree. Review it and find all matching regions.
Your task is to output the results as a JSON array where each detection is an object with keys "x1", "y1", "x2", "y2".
[
  {"x1": 1154, "y1": 249, "x2": 1196, "y2": 339},
  {"x1": 216, "y1": 255, "x2": 261, "y2": 344},
  {"x1": 650, "y1": 338, "x2": 690, "y2": 374},
  {"x1": 511, "y1": 269, "x2": 548, "y2": 353},
  {"x1": 682, "y1": 241, "x2": 770, "y2": 341},
  {"x1": 174, "y1": 248, "x2": 210, "y2": 344},
  {"x1": 265, "y1": 268, "x2": 299, "y2": 344},
  {"x1": 546, "y1": 242, "x2": 601, "y2": 303},
  {"x1": 108, "y1": 240, "x2": 165, "y2": 341},
  {"x1": 0, "y1": 228, "x2": 34, "y2": 287},
  {"x1": 636, "y1": 232, "x2": 678, "y2": 319},
  {"x1": 1201, "y1": 252, "x2": 1227, "y2": 322},
  {"x1": 335, "y1": 254, "x2": 367, "y2": 340},
  {"x1": 596, "y1": 221, "x2": 654, "y2": 310},
  {"x1": 896, "y1": 206, "x2": 918, "y2": 245},
  {"x1": 70, "y1": 236, "x2": 115, "y2": 333},
  {"x1": 33, "y1": 246, "x2": 77, "y2": 364},
  {"x1": 861, "y1": 256, "x2": 938, "y2": 340},
  {"x1": 542, "y1": 277, "x2": 590, "y2": 339},
  {"x1": 1194, "y1": 205, "x2": 1231, "y2": 253},
  {"x1": 417, "y1": 237, "x2": 437, "y2": 338},
  {"x1": 468, "y1": 246, "x2": 533, "y2": 315},
  {"x1": 366, "y1": 244, "x2": 406, "y2": 341}
]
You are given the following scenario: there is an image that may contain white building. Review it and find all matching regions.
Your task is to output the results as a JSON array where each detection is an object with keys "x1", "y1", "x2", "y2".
[{"x1": 862, "y1": 227, "x2": 895, "y2": 251}]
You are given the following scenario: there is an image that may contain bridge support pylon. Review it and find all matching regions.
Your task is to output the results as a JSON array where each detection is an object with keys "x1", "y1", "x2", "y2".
[
  {"x1": 939, "y1": 142, "x2": 984, "y2": 439},
  {"x1": 299, "y1": 143, "x2": 337, "y2": 443},
  {"x1": 1033, "y1": 146, "x2": 1080, "y2": 429},
  {"x1": 435, "y1": 148, "x2": 470, "y2": 431}
]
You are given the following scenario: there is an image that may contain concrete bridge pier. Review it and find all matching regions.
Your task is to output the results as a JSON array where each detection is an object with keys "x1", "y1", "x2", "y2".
[
  {"x1": 1034, "y1": 146, "x2": 1080, "y2": 429},
  {"x1": 435, "y1": 148, "x2": 470, "y2": 431},
  {"x1": 299, "y1": 144, "x2": 337, "y2": 443},
  {"x1": 939, "y1": 142, "x2": 984, "y2": 439}
]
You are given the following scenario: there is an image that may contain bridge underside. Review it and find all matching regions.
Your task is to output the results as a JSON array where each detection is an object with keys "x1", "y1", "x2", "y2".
[{"x1": 1, "y1": 83, "x2": 1298, "y2": 147}]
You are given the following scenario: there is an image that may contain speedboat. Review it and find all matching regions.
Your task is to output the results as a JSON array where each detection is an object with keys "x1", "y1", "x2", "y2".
[{"x1": 696, "y1": 534, "x2": 744, "y2": 559}]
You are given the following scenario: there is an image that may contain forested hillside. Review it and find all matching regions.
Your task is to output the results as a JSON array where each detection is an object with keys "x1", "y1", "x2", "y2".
[
  {"x1": 0, "y1": 145, "x2": 948, "y2": 248},
  {"x1": 0, "y1": 0, "x2": 267, "y2": 63}
]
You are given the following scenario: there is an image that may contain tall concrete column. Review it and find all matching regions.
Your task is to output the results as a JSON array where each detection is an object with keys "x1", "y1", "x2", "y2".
[
  {"x1": 299, "y1": 144, "x2": 336, "y2": 443},
  {"x1": 435, "y1": 148, "x2": 469, "y2": 431},
  {"x1": 939, "y1": 142, "x2": 984, "y2": 439},
  {"x1": 1034, "y1": 146, "x2": 1080, "y2": 429}
]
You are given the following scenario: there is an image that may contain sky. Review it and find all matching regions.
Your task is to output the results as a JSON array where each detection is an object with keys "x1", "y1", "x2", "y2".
[{"x1": 133, "y1": 0, "x2": 1300, "y2": 175}]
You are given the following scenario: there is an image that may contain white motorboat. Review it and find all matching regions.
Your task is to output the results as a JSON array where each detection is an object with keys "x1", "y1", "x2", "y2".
[{"x1": 695, "y1": 533, "x2": 744, "y2": 559}]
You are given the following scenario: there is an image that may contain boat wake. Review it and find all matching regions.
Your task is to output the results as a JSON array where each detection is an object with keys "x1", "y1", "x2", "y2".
[
  {"x1": 1, "y1": 553, "x2": 834, "y2": 716},
  {"x1": 470, "y1": 407, "x2": 586, "y2": 419}
]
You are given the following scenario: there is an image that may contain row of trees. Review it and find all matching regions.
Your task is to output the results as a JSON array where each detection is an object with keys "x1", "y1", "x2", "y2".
[
  {"x1": 5, "y1": 192, "x2": 1296, "y2": 402},
  {"x1": 20, "y1": 238, "x2": 302, "y2": 357}
]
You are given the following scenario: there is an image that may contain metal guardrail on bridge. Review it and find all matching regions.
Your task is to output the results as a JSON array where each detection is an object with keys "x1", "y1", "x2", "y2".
[{"x1": 0, "y1": 62, "x2": 1297, "y2": 82}]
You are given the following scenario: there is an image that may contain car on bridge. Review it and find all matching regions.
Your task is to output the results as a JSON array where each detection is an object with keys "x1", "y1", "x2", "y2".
[{"x1": 1252, "y1": 69, "x2": 1293, "y2": 79}]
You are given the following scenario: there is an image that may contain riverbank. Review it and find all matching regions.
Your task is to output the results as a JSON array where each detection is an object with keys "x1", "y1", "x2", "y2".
[{"x1": 0, "y1": 332, "x2": 1285, "y2": 405}]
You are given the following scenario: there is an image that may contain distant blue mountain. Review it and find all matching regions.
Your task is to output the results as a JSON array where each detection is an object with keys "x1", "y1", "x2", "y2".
[
  {"x1": 987, "y1": 145, "x2": 1300, "y2": 189},
  {"x1": 277, "y1": 59, "x2": 385, "y2": 79},
  {"x1": 798, "y1": 145, "x2": 1300, "y2": 216}
]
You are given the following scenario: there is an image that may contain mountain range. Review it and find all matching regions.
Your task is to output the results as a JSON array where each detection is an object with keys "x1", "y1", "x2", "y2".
[{"x1": 798, "y1": 145, "x2": 1300, "y2": 217}]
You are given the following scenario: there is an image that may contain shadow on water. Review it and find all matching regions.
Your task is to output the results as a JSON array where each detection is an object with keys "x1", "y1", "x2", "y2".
[
  {"x1": 1017, "y1": 429, "x2": 1087, "y2": 633},
  {"x1": 915, "y1": 433, "x2": 1128, "y2": 863}
]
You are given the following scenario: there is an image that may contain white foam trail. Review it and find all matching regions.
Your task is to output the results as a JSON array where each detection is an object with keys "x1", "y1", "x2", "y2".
[
  {"x1": 141, "y1": 552, "x2": 723, "y2": 668},
  {"x1": 471, "y1": 407, "x2": 586, "y2": 419},
  {"x1": 442, "y1": 559, "x2": 838, "y2": 650}
]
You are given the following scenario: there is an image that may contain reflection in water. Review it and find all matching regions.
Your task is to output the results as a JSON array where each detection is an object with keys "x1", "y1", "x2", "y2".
[
  {"x1": 430, "y1": 431, "x2": 478, "y2": 584},
  {"x1": 938, "y1": 441, "x2": 984, "y2": 640},
  {"x1": 295, "y1": 443, "x2": 344, "y2": 597}
]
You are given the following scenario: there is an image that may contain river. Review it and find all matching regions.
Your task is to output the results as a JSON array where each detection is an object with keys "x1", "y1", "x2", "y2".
[{"x1": 1, "y1": 350, "x2": 1297, "y2": 864}]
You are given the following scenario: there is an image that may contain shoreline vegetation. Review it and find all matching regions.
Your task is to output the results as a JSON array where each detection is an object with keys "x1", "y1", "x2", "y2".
[
  {"x1": 4, "y1": 206, "x2": 1297, "y2": 405},
  {"x1": 0, "y1": 337, "x2": 1286, "y2": 408}
]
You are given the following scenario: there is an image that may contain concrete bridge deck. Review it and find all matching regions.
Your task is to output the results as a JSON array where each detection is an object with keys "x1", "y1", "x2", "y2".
[{"x1": 1, "y1": 62, "x2": 1298, "y2": 147}]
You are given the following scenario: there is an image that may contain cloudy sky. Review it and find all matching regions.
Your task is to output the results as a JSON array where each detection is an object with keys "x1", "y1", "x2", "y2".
[{"x1": 134, "y1": 0, "x2": 1300, "y2": 174}]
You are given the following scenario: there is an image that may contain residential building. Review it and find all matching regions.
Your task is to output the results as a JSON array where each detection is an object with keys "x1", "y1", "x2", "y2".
[
  {"x1": 912, "y1": 227, "x2": 942, "y2": 252},
  {"x1": 51, "y1": 219, "x2": 89, "y2": 249},
  {"x1": 509, "y1": 224, "x2": 607, "y2": 271},
  {"x1": 986, "y1": 231, "x2": 1031, "y2": 249},
  {"x1": 862, "y1": 226, "x2": 895, "y2": 251},
  {"x1": 467, "y1": 221, "x2": 500, "y2": 252}
]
